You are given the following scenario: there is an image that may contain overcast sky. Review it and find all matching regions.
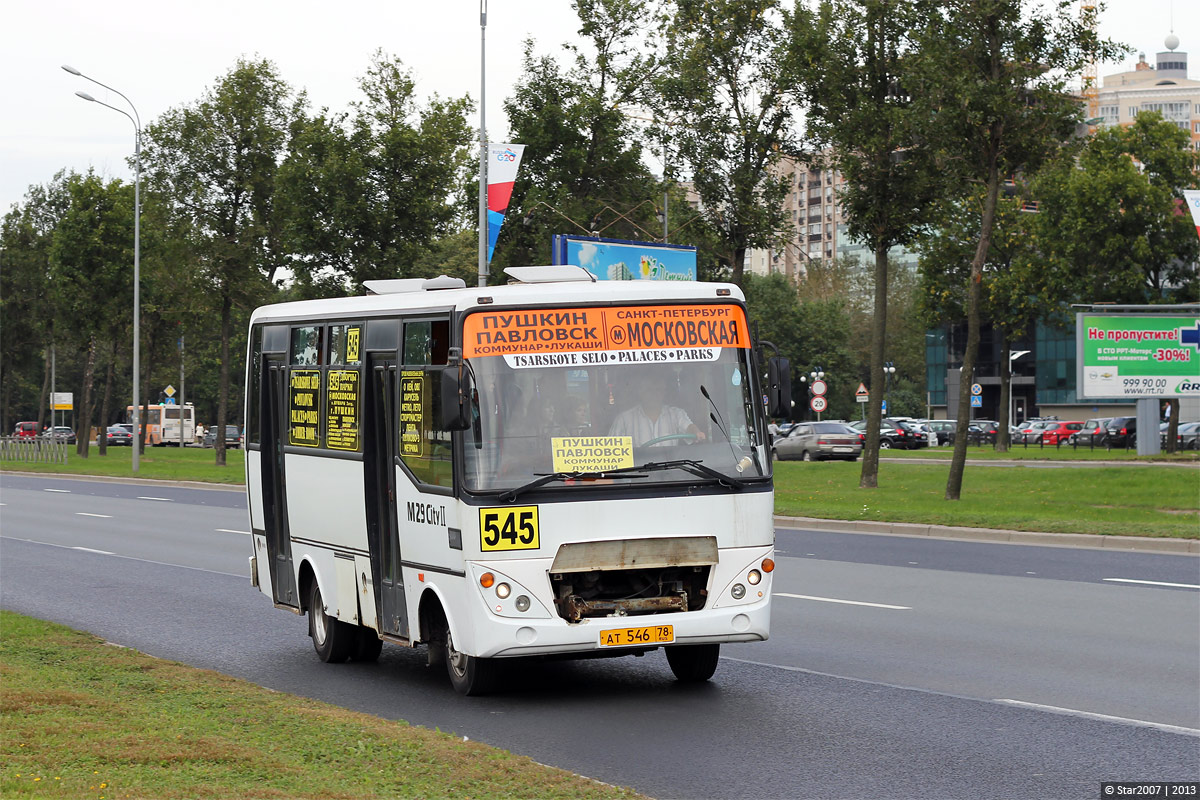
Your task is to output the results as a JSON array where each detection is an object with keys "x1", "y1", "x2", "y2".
[{"x1": 1, "y1": 0, "x2": 1195, "y2": 216}]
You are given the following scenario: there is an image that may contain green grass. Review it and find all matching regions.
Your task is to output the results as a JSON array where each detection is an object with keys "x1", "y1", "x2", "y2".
[
  {"x1": 773, "y1": 460, "x2": 1200, "y2": 538},
  {"x1": 880, "y1": 443, "x2": 1200, "y2": 462},
  {"x1": 0, "y1": 611, "x2": 644, "y2": 800},
  {"x1": 0, "y1": 446, "x2": 246, "y2": 484}
]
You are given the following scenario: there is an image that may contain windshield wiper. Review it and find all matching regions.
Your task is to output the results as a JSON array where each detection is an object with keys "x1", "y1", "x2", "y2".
[
  {"x1": 632, "y1": 459, "x2": 748, "y2": 490},
  {"x1": 498, "y1": 470, "x2": 648, "y2": 503}
]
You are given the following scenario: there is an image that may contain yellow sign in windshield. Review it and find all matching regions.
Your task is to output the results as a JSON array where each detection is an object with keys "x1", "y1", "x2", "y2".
[{"x1": 551, "y1": 436, "x2": 635, "y2": 473}]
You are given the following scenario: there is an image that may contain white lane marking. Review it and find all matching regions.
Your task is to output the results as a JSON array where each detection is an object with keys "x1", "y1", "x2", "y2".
[
  {"x1": 137, "y1": 496, "x2": 173, "y2": 502},
  {"x1": 72, "y1": 547, "x2": 115, "y2": 555},
  {"x1": 4, "y1": 535, "x2": 243, "y2": 578},
  {"x1": 44, "y1": 488, "x2": 70, "y2": 493},
  {"x1": 76, "y1": 513, "x2": 113, "y2": 519},
  {"x1": 215, "y1": 529, "x2": 250, "y2": 535},
  {"x1": 721, "y1": 656, "x2": 1200, "y2": 738},
  {"x1": 1103, "y1": 578, "x2": 1200, "y2": 590},
  {"x1": 775, "y1": 592, "x2": 911, "y2": 610},
  {"x1": 994, "y1": 699, "x2": 1200, "y2": 738}
]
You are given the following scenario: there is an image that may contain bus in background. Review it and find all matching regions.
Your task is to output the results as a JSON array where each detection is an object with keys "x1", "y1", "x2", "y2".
[
  {"x1": 125, "y1": 403, "x2": 195, "y2": 446},
  {"x1": 244, "y1": 266, "x2": 790, "y2": 694}
]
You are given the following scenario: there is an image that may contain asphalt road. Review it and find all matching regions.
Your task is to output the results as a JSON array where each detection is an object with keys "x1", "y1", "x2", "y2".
[{"x1": 2, "y1": 473, "x2": 1198, "y2": 800}]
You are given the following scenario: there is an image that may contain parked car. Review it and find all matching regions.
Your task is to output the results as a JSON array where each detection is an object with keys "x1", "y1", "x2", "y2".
[
  {"x1": 1039, "y1": 420, "x2": 1084, "y2": 446},
  {"x1": 12, "y1": 421, "x2": 39, "y2": 438},
  {"x1": 98, "y1": 425, "x2": 134, "y2": 446},
  {"x1": 926, "y1": 420, "x2": 958, "y2": 445},
  {"x1": 202, "y1": 424, "x2": 243, "y2": 448},
  {"x1": 774, "y1": 421, "x2": 863, "y2": 462},
  {"x1": 1073, "y1": 417, "x2": 1112, "y2": 447},
  {"x1": 1172, "y1": 421, "x2": 1200, "y2": 450},
  {"x1": 42, "y1": 425, "x2": 77, "y2": 444},
  {"x1": 1160, "y1": 421, "x2": 1200, "y2": 450},
  {"x1": 1104, "y1": 416, "x2": 1137, "y2": 448},
  {"x1": 967, "y1": 420, "x2": 1000, "y2": 445},
  {"x1": 850, "y1": 419, "x2": 921, "y2": 449},
  {"x1": 1013, "y1": 419, "x2": 1054, "y2": 445}
]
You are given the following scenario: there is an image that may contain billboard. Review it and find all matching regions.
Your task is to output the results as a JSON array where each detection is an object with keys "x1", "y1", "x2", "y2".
[
  {"x1": 552, "y1": 235, "x2": 697, "y2": 281},
  {"x1": 1076, "y1": 313, "x2": 1200, "y2": 399}
]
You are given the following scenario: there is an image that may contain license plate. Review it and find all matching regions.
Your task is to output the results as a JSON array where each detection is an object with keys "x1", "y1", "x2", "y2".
[
  {"x1": 833, "y1": 446, "x2": 852, "y2": 452},
  {"x1": 599, "y1": 624, "x2": 674, "y2": 647}
]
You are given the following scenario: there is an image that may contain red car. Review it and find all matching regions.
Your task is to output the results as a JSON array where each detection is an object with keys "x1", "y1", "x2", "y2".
[
  {"x1": 1039, "y1": 421, "x2": 1084, "y2": 445},
  {"x1": 13, "y1": 421, "x2": 38, "y2": 438}
]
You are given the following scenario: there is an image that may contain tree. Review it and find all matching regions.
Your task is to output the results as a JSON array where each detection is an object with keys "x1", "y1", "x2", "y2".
[
  {"x1": 908, "y1": 0, "x2": 1121, "y2": 500},
  {"x1": 277, "y1": 51, "x2": 474, "y2": 295},
  {"x1": 500, "y1": 0, "x2": 662, "y2": 270},
  {"x1": 0, "y1": 175, "x2": 70, "y2": 433},
  {"x1": 1032, "y1": 113, "x2": 1199, "y2": 304},
  {"x1": 142, "y1": 58, "x2": 299, "y2": 466},
  {"x1": 918, "y1": 188, "x2": 1065, "y2": 450},
  {"x1": 789, "y1": 0, "x2": 944, "y2": 487},
  {"x1": 47, "y1": 171, "x2": 135, "y2": 456},
  {"x1": 657, "y1": 0, "x2": 799, "y2": 286}
]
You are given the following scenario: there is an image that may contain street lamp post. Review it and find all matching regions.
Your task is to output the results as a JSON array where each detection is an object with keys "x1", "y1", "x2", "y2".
[
  {"x1": 1008, "y1": 350, "x2": 1030, "y2": 430},
  {"x1": 799, "y1": 366, "x2": 826, "y2": 421},
  {"x1": 63, "y1": 64, "x2": 141, "y2": 472},
  {"x1": 883, "y1": 362, "x2": 897, "y2": 416}
]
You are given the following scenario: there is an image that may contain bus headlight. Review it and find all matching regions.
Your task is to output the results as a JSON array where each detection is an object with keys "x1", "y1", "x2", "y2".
[
  {"x1": 731, "y1": 583, "x2": 746, "y2": 600},
  {"x1": 495, "y1": 582, "x2": 511, "y2": 599},
  {"x1": 515, "y1": 595, "x2": 530, "y2": 612},
  {"x1": 747, "y1": 569, "x2": 762, "y2": 585}
]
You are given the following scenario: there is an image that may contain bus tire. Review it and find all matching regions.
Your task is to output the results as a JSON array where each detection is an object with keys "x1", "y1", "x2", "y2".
[
  {"x1": 308, "y1": 581, "x2": 353, "y2": 663},
  {"x1": 352, "y1": 627, "x2": 383, "y2": 662},
  {"x1": 665, "y1": 643, "x2": 720, "y2": 683},
  {"x1": 445, "y1": 626, "x2": 500, "y2": 696}
]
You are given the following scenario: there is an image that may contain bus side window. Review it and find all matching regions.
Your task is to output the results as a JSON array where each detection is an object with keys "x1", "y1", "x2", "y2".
[{"x1": 400, "y1": 319, "x2": 453, "y2": 488}]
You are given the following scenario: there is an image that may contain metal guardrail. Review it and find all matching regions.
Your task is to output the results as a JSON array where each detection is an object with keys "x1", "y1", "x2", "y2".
[{"x1": 0, "y1": 436, "x2": 69, "y2": 464}]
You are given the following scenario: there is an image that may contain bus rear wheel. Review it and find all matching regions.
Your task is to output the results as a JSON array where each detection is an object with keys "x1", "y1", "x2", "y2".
[
  {"x1": 308, "y1": 581, "x2": 354, "y2": 663},
  {"x1": 665, "y1": 643, "x2": 721, "y2": 683},
  {"x1": 444, "y1": 627, "x2": 500, "y2": 696}
]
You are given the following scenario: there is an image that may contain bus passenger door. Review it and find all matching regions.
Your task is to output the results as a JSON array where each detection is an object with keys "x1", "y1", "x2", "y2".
[
  {"x1": 263, "y1": 358, "x2": 298, "y2": 607},
  {"x1": 367, "y1": 356, "x2": 408, "y2": 638}
]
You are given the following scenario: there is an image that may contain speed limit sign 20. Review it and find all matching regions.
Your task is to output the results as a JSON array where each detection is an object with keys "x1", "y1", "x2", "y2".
[{"x1": 810, "y1": 396, "x2": 828, "y2": 413}]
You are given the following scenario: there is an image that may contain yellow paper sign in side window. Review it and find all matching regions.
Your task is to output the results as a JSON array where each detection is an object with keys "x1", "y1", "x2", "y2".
[{"x1": 551, "y1": 436, "x2": 635, "y2": 474}]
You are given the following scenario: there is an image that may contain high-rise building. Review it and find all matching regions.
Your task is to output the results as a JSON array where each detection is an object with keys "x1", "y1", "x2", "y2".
[{"x1": 1093, "y1": 34, "x2": 1199, "y2": 149}]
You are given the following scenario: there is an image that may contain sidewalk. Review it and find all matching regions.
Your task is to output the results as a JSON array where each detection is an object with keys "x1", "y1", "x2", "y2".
[{"x1": 775, "y1": 514, "x2": 1200, "y2": 554}]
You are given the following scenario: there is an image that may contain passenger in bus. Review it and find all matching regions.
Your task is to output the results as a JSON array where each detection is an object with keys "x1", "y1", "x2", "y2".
[
  {"x1": 551, "y1": 394, "x2": 591, "y2": 437},
  {"x1": 609, "y1": 372, "x2": 707, "y2": 446}
]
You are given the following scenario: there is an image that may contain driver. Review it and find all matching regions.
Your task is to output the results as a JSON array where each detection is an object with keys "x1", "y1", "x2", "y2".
[{"x1": 608, "y1": 371, "x2": 707, "y2": 447}]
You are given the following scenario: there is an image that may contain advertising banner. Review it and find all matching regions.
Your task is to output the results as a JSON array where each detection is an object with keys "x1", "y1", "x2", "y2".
[
  {"x1": 463, "y1": 304, "x2": 749, "y2": 361},
  {"x1": 1184, "y1": 190, "x2": 1200, "y2": 242},
  {"x1": 552, "y1": 235, "x2": 697, "y2": 281},
  {"x1": 486, "y1": 143, "x2": 525, "y2": 264},
  {"x1": 1076, "y1": 314, "x2": 1200, "y2": 399}
]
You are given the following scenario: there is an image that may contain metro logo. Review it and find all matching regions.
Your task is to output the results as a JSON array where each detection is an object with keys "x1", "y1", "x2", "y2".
[{"x1": 463, "y1": 304, "x2": 749, "y2": 358}]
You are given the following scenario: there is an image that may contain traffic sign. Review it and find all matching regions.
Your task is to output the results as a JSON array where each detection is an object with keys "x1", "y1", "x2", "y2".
[
  {"x1": 164, "y1": 384, "x2": 176, "y2": 398},
  {"x1": 810, "y1": 396, "x2": 828, "y2": 413},
  {"x1": 855, "y1": 382, "x2": 869, "y2": 403},
  {"x1": 970, "y1": 395, "x2": 983, "y2": 408},
  {"x1": 970, "y1": 383, "x2": 982, "y2": 396},
  {"x1": 811, "y1": 379, "x2": 827, "y2": 397}
]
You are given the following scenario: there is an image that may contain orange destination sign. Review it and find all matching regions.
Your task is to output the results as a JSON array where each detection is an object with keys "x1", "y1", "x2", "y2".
[{"x1": 463, "y1": 304, "x2": 750, "y2": 360}]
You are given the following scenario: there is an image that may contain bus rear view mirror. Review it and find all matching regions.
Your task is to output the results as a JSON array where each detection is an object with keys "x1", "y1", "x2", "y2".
[
  {"x1": 767, "y1": 357, "x2": 791, "y2": 419},
  {"x1": 440, "y1": 364, "x2": 473, "y2": 431}
]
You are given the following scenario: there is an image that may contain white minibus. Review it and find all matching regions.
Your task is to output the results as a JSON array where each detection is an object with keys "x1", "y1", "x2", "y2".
[{"x1": 245, "y1": 266, "x2": 789, "y2": 694}]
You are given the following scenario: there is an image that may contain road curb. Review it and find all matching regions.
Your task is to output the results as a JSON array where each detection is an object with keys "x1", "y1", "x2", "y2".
[{"x1": 774, "y1": 515, "x2": 1200, "y2": 555}]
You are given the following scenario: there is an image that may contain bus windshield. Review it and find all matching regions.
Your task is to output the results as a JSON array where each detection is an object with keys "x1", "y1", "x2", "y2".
[{"x1": 460, "y1": 303, "x2": 769, "y2": 493}]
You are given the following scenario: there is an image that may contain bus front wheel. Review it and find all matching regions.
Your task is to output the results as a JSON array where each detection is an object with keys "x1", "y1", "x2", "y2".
[
  {"x1": 665, "y1": 643, "x2": 720, "y2": 682},
  {"x1": 444, "y1": 627, "x2": 499, "y2": 696},
  {"x1": 308, "y1": 581, "x2": 354, "y2": 663}
]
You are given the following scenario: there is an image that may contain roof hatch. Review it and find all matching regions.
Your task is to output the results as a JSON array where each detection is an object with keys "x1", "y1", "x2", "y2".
[{"x1": 363, "y1": 275, "x2": 466, "y2": 295}]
